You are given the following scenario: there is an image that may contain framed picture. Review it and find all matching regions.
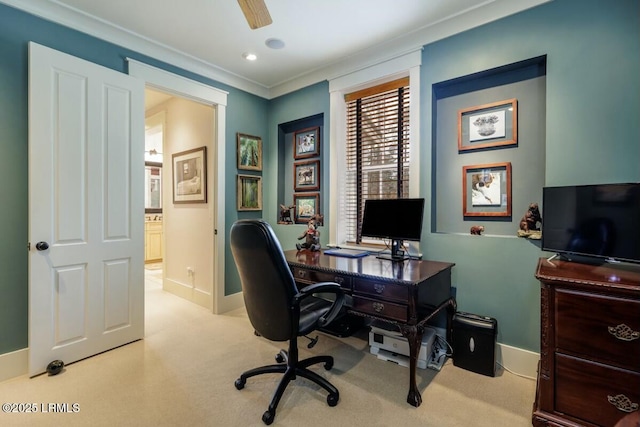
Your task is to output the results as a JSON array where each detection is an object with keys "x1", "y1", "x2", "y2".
[
  {"x1": 237, "y1": 174, "x2": 262, "y2": 211},
  {"x1": 294, "y1": 193, "x2": 319, "y2": 223},
  {"x1": 172, "y1": 147, "x2": 206, "y2": 204},
  {"x1": 294, "y1": 126, "x2": 320, "y2": 159},
  {"x1": 293, "y1": 160, "x2": 320, "y2": 192},
  {"x1": 463, "y1": 162, "x2": 512, "y2": 217},
  {"x1": 236, "y1": 133, "x2": 262, "y2": 171},
  {"x1": 458, "y1": 98, "x2": 517, "y2": 152}
]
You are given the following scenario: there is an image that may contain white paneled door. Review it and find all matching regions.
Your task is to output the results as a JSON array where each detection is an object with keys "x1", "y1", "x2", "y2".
[{"x1": 28, "y1": 43, "x2": 145, "y2": 376}]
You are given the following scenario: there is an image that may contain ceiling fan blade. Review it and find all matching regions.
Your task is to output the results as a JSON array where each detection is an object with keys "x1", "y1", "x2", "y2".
[{"x1": 237, "y1": 0, "x2": 273, "y2": 29}]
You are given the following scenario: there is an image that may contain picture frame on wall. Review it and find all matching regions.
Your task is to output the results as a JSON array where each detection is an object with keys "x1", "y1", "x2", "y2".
[
  {"x1": 458, "y1": 98, "x2": 518, "y2": 152},
  {"x1": 293, "y1": 160, "x2": 320, "y2": 192},
  {"x1": 237, "y1": 174, "x2": 262, "y2": 211},
  {"x1": 463, "y1": 162, "x2": 512, "y2": 217},
  {"x1": 294, "y1": 193, "x2": 319, "y2": 223},
  {"x1": 293, "y1": 126, "x2": 320, "y2": 159},
  {"x1": 236, "y1": 133, "x2": 262, "y2": 171},
  {"x1": 172, "y1": 146, "x2": 207, "y2": 204}
]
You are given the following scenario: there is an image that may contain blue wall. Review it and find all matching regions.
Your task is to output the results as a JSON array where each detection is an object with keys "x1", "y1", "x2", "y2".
[
  {"x1": 0, "y1": 0, "x2": 638, "y2": 357},
  {"x1": 0, "y1": 4, "x2": 267, "y2": 354},
  {"x1": 419, "y1": 0, "x2": 639, "y2": 351},
  {"x1": 266, "y1": 0, "x2": 639, "y2": 353}
]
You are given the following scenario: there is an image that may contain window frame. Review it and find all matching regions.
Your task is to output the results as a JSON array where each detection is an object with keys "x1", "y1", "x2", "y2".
[{"x1": 328, "y1": 50, "x2": 422, "y2": 251}]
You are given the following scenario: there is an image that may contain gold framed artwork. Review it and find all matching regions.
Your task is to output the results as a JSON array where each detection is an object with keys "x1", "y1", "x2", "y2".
[
  {"x1": 458, "y1": 98, "x2": 517, "y2": 152},
  {"x1": 237, "y1": 174, "x2": 262, "y2": 211},
  {"x1": 463, "y1": 162, "x2": 512, "y2": 217},
  {"x1": 236, "y1": 133, "x2": 262, "y2": 171},
  {"x1": 172, "y1": 146, "x2": 206, "y2": 204}
]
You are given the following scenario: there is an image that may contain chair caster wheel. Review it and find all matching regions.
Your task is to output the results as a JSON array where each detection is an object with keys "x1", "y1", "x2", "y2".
[
  {"x1": 275, "y1": 353, "x2": 285, "y2": 363},
  {"x1": 234, "y1": 378, "x2": 245, "y2": 390},
  {"x1": 327, "y1": 392, "x2": 339, "y2": 407},
  {"x1": 262, "y1": 410, "x2": 275, "y2": 425}
]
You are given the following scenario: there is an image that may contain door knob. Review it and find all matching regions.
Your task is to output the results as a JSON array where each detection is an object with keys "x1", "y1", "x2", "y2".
[{"x1": 35, "y1": 241, "x2": 49, "y2": 251}]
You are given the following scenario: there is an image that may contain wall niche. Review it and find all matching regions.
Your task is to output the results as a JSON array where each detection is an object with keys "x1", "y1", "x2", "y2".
[
  {"x1": 432, "y1": 56, "x2": 547, "y2": 237},
  {"x1": 277, "y1": 113, "x2": 324, "y2": 224}
]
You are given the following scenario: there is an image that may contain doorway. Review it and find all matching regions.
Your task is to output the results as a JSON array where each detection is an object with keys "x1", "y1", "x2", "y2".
[
  {"x1": 128, "y1": 58, "x2": 242, "y2": 314},
  {"x1": 143, "y1": 87, "x2": 216, "y2": 309}
]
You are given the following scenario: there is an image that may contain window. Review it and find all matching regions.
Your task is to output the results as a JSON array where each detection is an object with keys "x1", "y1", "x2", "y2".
[{"x1": 344, "y1": 78, "x2": 411, "y2": 243}]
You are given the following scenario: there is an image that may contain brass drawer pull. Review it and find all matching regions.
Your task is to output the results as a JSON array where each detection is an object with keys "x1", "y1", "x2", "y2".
[
  {"x1": 372, "y1": 302, "x2": 384, "y2": 313},
  {"x1": 607, "y1": 394, "x2": 639, "y2": 413},
  {"x1": 607, "y1": 323, "x2": 640, "y2": 341},
  {"x1": 374, "y1": 283, "x2": 385, "y2": 294}
]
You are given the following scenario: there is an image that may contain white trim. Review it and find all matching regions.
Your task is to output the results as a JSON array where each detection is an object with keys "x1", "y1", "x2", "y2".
[
  {"x1": 496, "y1": 343, "x2": 539, "y2": 380},
  {"x1": 0, "y1": 348, "x2": 28, "y2": 382},
  {"x1": 2, "y1": 0, "x2": 268, "y2": 98},
  {"x1": 328, "y1": 50, "x2": 422, "y2": 247},
  {"x1": 126, "y1": 60, "x2": 239, "y2": 315}
]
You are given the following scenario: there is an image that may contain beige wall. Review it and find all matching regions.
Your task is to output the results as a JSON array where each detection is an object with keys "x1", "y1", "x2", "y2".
[{"x1": 147, "y1": 96, "x2": 216, "y2": 309}]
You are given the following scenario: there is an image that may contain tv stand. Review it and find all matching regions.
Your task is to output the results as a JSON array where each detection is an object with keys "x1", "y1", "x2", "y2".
[{"x1": 376, "y1": 239, "x2": 410, "y2": 262}]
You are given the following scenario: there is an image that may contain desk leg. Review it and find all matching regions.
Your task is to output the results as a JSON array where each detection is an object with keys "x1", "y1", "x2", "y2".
[{"x1": 401, "y1": 324, "x2": 423, "y2": 407}]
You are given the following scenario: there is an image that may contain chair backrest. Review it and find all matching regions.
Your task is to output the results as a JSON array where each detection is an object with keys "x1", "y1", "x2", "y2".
[{"x1": 230, "y1": 219, "x2": 298, "y2": 342}]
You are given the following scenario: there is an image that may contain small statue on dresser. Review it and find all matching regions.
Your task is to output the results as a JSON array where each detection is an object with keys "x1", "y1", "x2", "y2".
[
  {"x1": 470, "y1": 225, "x2": 485, "y2": 235},
  {"x1": 296, "y1": 218, "x2": 321, "y2": 251},
  {"x1": 517, "y1": 202, "x2": 542, "y2": 239}
]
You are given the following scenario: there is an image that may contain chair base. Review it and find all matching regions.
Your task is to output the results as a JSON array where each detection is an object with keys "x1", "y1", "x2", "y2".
[{"x1": 234, "y1": 351, "x2": 339, "y2": 425}]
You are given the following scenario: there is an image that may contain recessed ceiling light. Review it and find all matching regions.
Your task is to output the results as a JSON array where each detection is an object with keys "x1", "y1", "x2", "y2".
[
  {"x1": 242, "y1": 52, "x2": 257, "y2": 61},
  {"x1": 265, "y1": 38, "x2": 285, "y2": 49}
]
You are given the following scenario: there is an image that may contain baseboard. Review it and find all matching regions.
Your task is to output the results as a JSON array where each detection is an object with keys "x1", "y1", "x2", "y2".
[
  {"x1": 215, "y1": 291, "x2": 244, "y2": 314},
  {"x1": 0, "y1": 348, "x2": 28, "y2": 382},
  {"x1": 496, "y1": 343, "x2": 539, "y2": 379}
]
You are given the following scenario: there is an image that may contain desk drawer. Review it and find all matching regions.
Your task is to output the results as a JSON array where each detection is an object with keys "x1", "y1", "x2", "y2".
[
  {"x1": 556, "y1": 289, "x2": 640, "y2": 370},
  {"x1": 352, "y1": 296, "x2": 408, "y2": 322},
  {"x1": 353, "y1": 278, "x2": 408, "y2": 303},
  {"x1": 291, "y1": 267, "x2": 352, "y2": 291},
  {"x1": 556, "y1": 354, "x2": 640, "y2": 427}
]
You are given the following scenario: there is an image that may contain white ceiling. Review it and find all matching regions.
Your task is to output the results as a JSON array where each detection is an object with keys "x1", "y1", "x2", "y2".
[{"x1": 6, "y1": 0, "x2": 551, "y2": 98}]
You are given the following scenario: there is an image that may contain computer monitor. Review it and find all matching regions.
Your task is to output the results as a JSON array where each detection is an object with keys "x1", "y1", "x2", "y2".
[{"x1": 360, "y1": 198, "x2": 425, "y2": 261}]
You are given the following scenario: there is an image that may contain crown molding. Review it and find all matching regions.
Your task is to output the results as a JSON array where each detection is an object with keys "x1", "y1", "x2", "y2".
[
  {"x1": 1, "y1": 0, "x2": 270, "y2": 98},
  {"x1": 3, "y1": 0, "x2": 552, "y2": 100}
]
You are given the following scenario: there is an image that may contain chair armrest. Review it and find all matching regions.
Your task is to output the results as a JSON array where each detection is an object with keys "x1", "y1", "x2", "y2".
[{"x1": 295, "y1": 282, "x2": 346, "y2": 327}]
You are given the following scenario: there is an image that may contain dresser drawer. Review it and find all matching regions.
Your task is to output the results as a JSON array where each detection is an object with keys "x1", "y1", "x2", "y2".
[
  {"x1": 352, "y1": 296, "x2": 408, "y2": 322},
  {"x1": 291, "y1": 267, "x2": 352, "y2": 291},
  {"x1": 556, "y1": 289, "x2": 640, "y2": 370},
  {"x1": 353, "y1": 278, "x2": 408, "y2": 303},
  {"x1": 556, "y1": 354, "x2": 640, "y2": 427}
]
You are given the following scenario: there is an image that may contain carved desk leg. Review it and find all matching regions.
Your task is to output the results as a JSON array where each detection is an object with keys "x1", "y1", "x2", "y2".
[{"x1": 401, "y1": 324, "x2": 424, "y2": 407}]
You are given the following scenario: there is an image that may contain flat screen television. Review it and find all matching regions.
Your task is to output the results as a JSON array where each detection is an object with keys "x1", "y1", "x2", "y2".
[
  {"x1": 360, "y1": 198, "x2": 425, "y2": 261},
  {"x1": 541, "y1": 183, "x2": 640, "y2": 264}
]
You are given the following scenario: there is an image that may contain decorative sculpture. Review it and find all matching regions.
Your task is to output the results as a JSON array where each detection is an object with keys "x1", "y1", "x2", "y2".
[
  {"x1": 517, "y1": 202, "x2": 542, "y2": 239},
  {"x1": 470, "y1": 225, "x2": 485, "y2": 235},
  {"x1": 278, "y1": 204, "x2": 294, "y2": 224},
  {"x1": 296, "y1": 218, "x2": 321, "y2": 251}
]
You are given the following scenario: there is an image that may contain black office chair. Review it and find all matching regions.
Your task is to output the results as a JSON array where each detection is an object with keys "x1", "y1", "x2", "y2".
[{"x1": 230, "y1": 219, "x2": 345, "y2": 425}]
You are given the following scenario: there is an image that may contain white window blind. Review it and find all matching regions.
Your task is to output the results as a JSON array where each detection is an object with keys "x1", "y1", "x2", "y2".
[{"x1": 344, "y1": 78, "x2": 411, "y2": 243}]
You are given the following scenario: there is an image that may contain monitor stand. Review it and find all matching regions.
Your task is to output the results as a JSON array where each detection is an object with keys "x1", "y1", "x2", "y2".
[{"x1": 376, "y1": 239, "x2": 410, "y2": 262}]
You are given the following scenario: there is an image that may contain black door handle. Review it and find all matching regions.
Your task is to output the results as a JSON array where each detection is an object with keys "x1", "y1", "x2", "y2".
[{"x1": 35, "y1": 241, "x2": 49, "y2": 251}]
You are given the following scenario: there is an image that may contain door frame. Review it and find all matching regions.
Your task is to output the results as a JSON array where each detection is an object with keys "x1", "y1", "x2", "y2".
[{"x1": 128, "y1": 59, "x2": 242, "y2": 314}]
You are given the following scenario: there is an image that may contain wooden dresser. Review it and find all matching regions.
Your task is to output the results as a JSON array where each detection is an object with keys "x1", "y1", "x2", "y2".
[{"x1": 533, "y1": 258, "x2": 640, "y2": 427}]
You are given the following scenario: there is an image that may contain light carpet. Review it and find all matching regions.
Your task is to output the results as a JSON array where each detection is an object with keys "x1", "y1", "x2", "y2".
[{"x1": 0, "y1": 270, "x2": 536, "y2": 426}]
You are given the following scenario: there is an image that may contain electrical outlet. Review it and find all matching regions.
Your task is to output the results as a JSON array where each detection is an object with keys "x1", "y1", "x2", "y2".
[{"x1": 187, "y1": 267, "x2": 194, "y2": 276}]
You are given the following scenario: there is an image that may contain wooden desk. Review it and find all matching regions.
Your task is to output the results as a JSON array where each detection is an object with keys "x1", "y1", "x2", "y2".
[{"x1": 285, "y1": 249, "x2": 456, "y2": 407}]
